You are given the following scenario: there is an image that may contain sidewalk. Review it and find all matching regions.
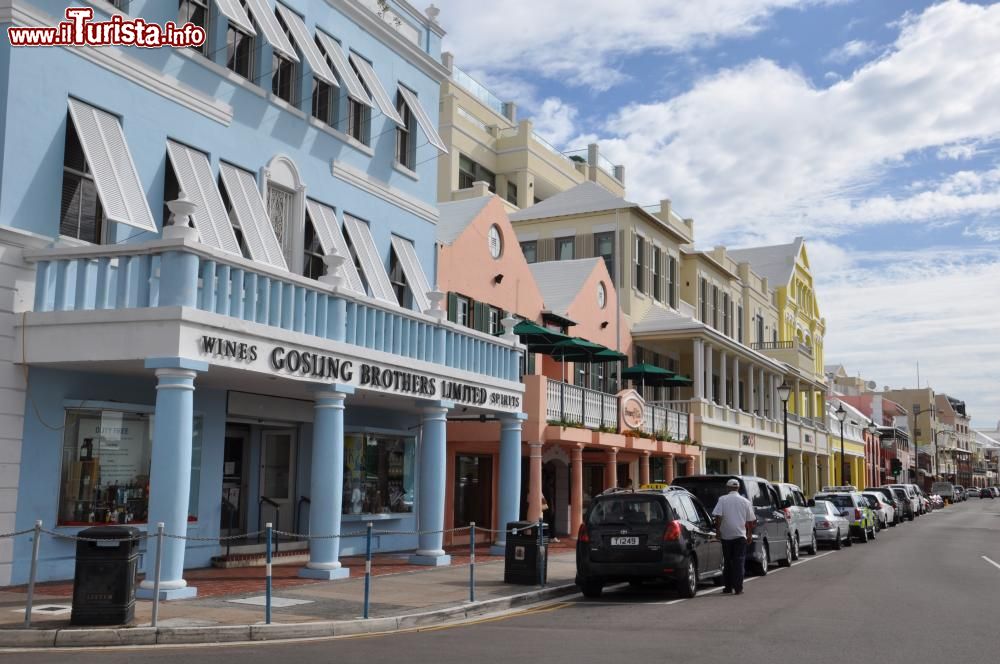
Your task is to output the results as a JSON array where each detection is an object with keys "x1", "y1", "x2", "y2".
[{"x1": 0, "y1": 543, "x2": 578, "y2": 647}]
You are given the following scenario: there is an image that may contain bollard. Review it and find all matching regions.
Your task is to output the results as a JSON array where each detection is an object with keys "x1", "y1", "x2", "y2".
[
  {"x1": 469, "y1": 522, "x2": 476, "y2": 603},
  {"x1": 24, "y1": 520, "x2": 42, "y2": 628},
  {"x1": 265, "y1": 522, "x2": 273, "y2": 625},
  {"x1": 150, "y1": 522, "x2": 165, "y2": 628},
  {"x1": 537, "y1": 519, "x2": 545, "y2": 588},
  {"x1": 363, "y1": 522, "x2": 373, "y2": 619}
]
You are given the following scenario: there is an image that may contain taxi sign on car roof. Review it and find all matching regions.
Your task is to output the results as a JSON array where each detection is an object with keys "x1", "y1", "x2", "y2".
[{"x1": 639, "y1": 483, "x2": 670, "y2": 490}]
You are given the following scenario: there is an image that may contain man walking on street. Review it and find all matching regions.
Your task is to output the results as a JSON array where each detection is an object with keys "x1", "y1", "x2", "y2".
[{"x1": 712, "y1": 478, "x2": 757, "y2": 595}]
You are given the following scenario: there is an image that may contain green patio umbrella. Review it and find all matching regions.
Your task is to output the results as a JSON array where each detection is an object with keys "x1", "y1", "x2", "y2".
[
  {"x1": 512, "y1": 320, "x2": 570, "y2": 354},
  {"x1": 621, "y1": 363, "x2": 676, "y2": 391}
]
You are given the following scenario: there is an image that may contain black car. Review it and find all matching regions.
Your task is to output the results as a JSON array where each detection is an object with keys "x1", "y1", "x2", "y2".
[
  {"x1": 982, "y1": 487, "x2": 995, "y2": 499},
  {"x1": 576, "y1": 486, "x2": 723, "y2": 599},
  {"x1": 671, "y1": 474, "x2": 792, "y2": 576}
]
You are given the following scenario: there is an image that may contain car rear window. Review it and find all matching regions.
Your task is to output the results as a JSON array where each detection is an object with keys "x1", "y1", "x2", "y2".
[
  {"x1": 816, "y1": 494, "x2": 853, "y2": 508},
  {"x1": 588, "y1": 497, "x2": 668, "y2": 526},
  {"x1": 810, "y1": 504, "x2": 830, "y2": 515},
  {"x1": 671, "y1": 478, "x2": 734, "y2": 512}
]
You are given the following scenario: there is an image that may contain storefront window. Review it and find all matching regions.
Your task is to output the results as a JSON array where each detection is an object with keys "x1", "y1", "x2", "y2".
[
  {"x1": 58, "y1": 409, "x2": 202, "y2": 526},
  {"x1": 343, "y1": 434, "x2": 415, "y2": 515}
]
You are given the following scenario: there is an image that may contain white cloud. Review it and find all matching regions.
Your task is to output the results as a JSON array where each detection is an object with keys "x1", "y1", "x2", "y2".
[
  {"x1": 433, "y1": 0, "x2": 835, "y2": 91},
  {"x1": 823, "y1": 39, "x2": 877, "y2": 63},
  {"x1": 818, "y1": 246, "x2": 1000, "y2": 426},
  {"x1": 588, "y1": 1, "x2": 1000, "y2": 244},
  {"x1": 531, "y1": 98, "x2": 579, "y2": 148}
]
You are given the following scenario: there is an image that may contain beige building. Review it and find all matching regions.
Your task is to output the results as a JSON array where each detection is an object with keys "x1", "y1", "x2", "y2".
[
  {"x1": 436, "y1": 54, "x2": 624, "y2": 211},
  {"x1": 509, "y1": 182, "x2": 830, "y2": 492}
]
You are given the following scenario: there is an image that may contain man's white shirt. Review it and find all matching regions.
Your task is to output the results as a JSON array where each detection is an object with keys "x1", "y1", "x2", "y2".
[{"x1": 712, "y1": 492, "x2": 756, "y2": 540}]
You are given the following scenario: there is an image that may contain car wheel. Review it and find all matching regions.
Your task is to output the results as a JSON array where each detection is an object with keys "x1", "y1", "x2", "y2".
[
  {"x1": 805, "y1": 530, "x2": 818, "y2": 555},
  {"x1": 859, "y1": 526, "x2": 869, "y2": 543},
  {"x1": 778, "y1": 537, "x2": 793, "y2": 567},
  {"x1": 833, "y1": 529, "x2": 843, "y2": 550},
  {"x1": 754, "y1": 541, "x2": 770, "y2": 576},
  {"x1": 791, "y1": 533, "x2": 801, "y2": 561},
  {"x1": 844, "y1": 530, "x2": 853, "y2": 546},
  {"x1": 581, "y1": 579, "x2": 603, "y2": 598},
  {"x1": 678, "y1": 557, "x2": 698, "y2": 598},
  {"x1": 870, "y1": 523, "x2": 877, "y2": 540}
]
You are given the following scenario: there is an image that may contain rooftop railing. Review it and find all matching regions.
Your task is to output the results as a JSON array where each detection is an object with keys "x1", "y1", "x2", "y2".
[{"x1": 451, "y1": 66, "x2": 505, "y2": 117}]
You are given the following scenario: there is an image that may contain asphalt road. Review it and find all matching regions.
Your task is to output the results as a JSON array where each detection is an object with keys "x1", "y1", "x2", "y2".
[{"x1": 9, "y1": 499, "x2": 1000, "y2": 664}]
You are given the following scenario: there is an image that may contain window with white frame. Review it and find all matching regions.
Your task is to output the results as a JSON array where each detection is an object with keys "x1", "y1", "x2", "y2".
[
  {"x1": 272, "y1": 13, "x2": 298, "y2": 104},
  {"x1": 388, "y1": 250, "x2": 410, "y2": 307},
  {"x1": 60, "y1": 118, "x2": 105, "y2": 244},
  {"x1": 723, "y1": 293, "x2": 730, "y2": 336},
  {"x1": 712, "y1": 285, "x2": 720, "y2": 329},
  {"x1": 226, "y1": 22, "x2": 255, "y2": 81},
  {"x1": 455, "y1": 296, "x2": 471, "y2": 327},
  {"x1": 302, "y1": 218, "x2": 325, "y2": 280},
  {"x1": 634, "y1": 235, "x2": 646, "y2": 293},
  {"x1": 595, "y1": 231, "x2": 615, "y2": 281},
  {"x1": 556, "y1": 236, "x2": 575, "y2": 261},
  {"x1": 395, "y1": 90, "x2": 416, "y2": 169},
  {"x1": 178, "y1": 0, "x2": 208, "y2": 56},
  {"x1": 266, "y1": 183, "x2": 296, "y2": 269}
]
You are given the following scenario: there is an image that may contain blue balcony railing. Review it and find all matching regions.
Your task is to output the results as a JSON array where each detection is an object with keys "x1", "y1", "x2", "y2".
[{"x1": 26, "y1": 237, "x2": 522, "y2": 383}]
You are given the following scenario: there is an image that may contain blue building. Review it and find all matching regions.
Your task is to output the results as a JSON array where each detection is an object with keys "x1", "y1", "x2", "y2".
[{"x1": 0, "y1": 0, "x2": 525, "y2": 596}]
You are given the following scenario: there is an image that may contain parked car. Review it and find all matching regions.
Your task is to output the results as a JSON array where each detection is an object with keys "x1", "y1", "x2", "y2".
[
  {"x1": 981, "y1": 487, "x2": 994, "y2": 499},
  {"x1": 954, "y1": 485, "x2": 966, "y2": 502},
  {"x1": 929, "y1": 494, "x2": 944, "y2": 510},
  {"x1": 993, "y1": 487, "x2": 1000, "y2": 497},
  {"x1": 967, "y1": 487, "x2": 980, "y2": 498},
  {"x1": 862, "y1": 492, "x2": 895, "y2": 529},
  {"x1": 931, "y1": 482, "x2": 955, "y2": 504},
  {"x1": 672, "y1": 474, "x2": 792, "y2": 576},
  {"x1": 886, "y1": 486, "x2": 915, "y2": 521},
  {"x1": 575, "y1": 485, "x2": 724, "y2": 599},
  {"x1": 774, "y1": 482, "x2": 818, "y2": 558},
  {"x1": 886, "y1": 484, "x2": 921, "y2": 517},
  {"x1": 865, "y1": 486, "x2": 906, "y2": 525},
  {"x1": 813, "y1": 491, "x2": 877, "y2": 543},
  {"x1": 810, "y1": 499, "x2": 851, "y2": 549}
]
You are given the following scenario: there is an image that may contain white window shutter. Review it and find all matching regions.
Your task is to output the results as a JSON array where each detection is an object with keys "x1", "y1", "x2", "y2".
[
  {"x1": 305, "y1": 199, "x2": 365, "y2": 294},
  {"x1": 343, "y1": 214, "x2": 397, "y2": 304},
  {"x1": 389, "y1": 235, "x2": 432, "y2": 312},
  {"x1": 214, "y1": 0, "x2": 255, "y2": 34},
  {"x1": 315, "y1": 32, "x2": 370, "y2": 103},
  {"x1": 166, "y1": 140, "x2": 241, "y2": 256},
  {"x1": 349, "y1": 53, "x2": 404, "y2": 126},
  {"x1": 218, "y1": 163, "x2": 288, "y2": 270},
  {"x1": 274, "y1": 4, "x2": 338, "y2": 86},
  {"x1": 397, "y1": 85, "x2": 447, "y2": 153},
  {"x1": 66, "y1": 98, "x2": 157, "y2": 233},
  {"x1": 244, "y1": 0, "x2": 298, "y2": 61}
]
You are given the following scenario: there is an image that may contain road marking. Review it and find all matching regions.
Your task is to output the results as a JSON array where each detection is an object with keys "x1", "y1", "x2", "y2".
[
  {"x1": 981, "y1": 555, "x2": 1000, "y2": 571},
  {"x1": 791, "y1": 551, "x2": 834, "y2": 567}
]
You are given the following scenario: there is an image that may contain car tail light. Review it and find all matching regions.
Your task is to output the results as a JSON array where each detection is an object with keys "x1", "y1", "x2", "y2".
[
  {"x1": 783, "y1": 508, "x2": 792, "y2": 520},
  {"x1": 855, "y1": 508, "x2": 862, "y2": 520},
  {"x1": 819, "y1": 520, "x2": 830, "y2": 528},
  {"x1": 578, "y1": 523, "x2": 589, "y2": 543},
  {"x1": 663, "y1": 520, "x2": 682, "y2": 541}
]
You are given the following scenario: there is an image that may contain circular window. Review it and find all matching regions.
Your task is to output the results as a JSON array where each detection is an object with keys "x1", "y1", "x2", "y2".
[
  {"x1": 487, "y1": 225, "x2": 503, "y2": 259},
  {"x1": 597, "y1": 281, "x2": 607, "y2": 309}
]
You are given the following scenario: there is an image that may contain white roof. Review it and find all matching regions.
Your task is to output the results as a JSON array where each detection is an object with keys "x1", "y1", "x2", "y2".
[
  {"x1": 728, "y1": 238, "x2": 804, "y2": 287},
  {"x1": 528, "y1": 258, "x2": 602, "y2": 316},
  {"x1": 435, "y1": 197, "x2": 493, "y2": 246},
  {"x1": 633, "y1": 305, "x2": 704, "y2": 334},
  {"x1": 509, "y1": 181, "x2": 636, "y2": 222}
]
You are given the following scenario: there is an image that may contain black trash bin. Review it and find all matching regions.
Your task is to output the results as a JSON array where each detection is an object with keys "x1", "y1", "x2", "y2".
[
  {"x1": 503, "y1": 521, "x2": 548, "y2": 585},
  {"x1": 71, "y1": 526, "x2": 141, "y2": 626}
]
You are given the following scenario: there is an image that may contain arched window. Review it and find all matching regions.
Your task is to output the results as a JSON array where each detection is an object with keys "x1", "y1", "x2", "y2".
[{"x1": 263, "y1": 155, "x2": 306, "y2": 275}]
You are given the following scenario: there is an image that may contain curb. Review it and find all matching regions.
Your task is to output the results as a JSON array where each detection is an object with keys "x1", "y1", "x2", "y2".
[{"x1": 0, "y1": 583, "x2": 578, "y2": 649}]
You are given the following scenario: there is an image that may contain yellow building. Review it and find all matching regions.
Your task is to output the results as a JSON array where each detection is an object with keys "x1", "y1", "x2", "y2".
[{"x1": 436, "y1": 54, "x2": 624, "y2": 211}]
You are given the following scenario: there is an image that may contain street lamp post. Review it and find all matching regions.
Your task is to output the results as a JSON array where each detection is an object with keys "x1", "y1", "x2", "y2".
[
  {"x1": 835, "y1": 404, "x2": 847, "y2": 486},
  {"x1": 867, "y1": 421, "x2": 880, "y2": 486},
  {"x1": 778, "y1": 382, "x2": 791, "y2": 483}
]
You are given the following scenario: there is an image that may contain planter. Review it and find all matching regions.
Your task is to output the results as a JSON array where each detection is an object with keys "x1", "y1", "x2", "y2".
[
  {"x1": 544, "y1": 424, "x2": 592, "y2": 444},
  {"x1": 592, "y1": 431, "x2": 627, "y2": 448}
]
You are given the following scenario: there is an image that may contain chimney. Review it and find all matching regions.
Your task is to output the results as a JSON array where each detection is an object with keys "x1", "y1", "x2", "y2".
[
  {"x1": 471, "y1": 181, "x2": 492, "y2": 198},
  {"x1": 660, "y1": 198, "x2": 672, "y2": 219}
]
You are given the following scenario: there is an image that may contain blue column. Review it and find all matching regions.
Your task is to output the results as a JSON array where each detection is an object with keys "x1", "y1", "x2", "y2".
[
  {"x1": 410, "y1": 401, "x2": 453, "y2": 566},
  {"x1": 300, "y1": 386, "x2": 354, "y2": 580},
  {"x1": 491, "y1": 414, "x2": 527, "y2": 555},
  {"x1": 137, "y1": 357, "x2": 207, "y2": 600}
]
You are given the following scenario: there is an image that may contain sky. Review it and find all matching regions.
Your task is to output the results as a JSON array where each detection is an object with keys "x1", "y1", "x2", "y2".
[{"x1": 432, "y1": 0, "x2": 1000, "y2": 429}]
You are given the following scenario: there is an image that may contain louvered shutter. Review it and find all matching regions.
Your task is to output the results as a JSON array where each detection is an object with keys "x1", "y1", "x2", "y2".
[
  {"x1": 537, "y1": 237, "x2": 555, "y2": 262},
  {"x1": 342, "y1": 214, "x2": 397, "y2": 304},
  {"x1": 66, "y1": 98, "x2": 156, "y2": 233},
  {"x1": 274, "y1": 4, "x2": 337, "y2": 86},
  {"x1": 389, "y1": 235, "x2": 433, "y2": 312},
  {"x1": 218, "y1": 163, "x2": 287, "y2": 269},
  {"x1": 214, "y1": 0, "x2": 255, "y2": 33},
  {"x1": 447, "y1": 292, "x2": 458, "y2": 322},
  {"x1": 166, "y1": 140, "x2": 241, "y2": 255},
  {"x1": 349, "y1": 53, "x2": 404, "y2": 126},
  {"x1": 397, "y1": 85, "x2": 447, "y2": 153},
  {"x1": 304, "y1": 199, "x2": 364, "y2": 294},
  {"x1": 315, "y1": 32, "x2": 370, "y2": 103},
  {"x1": 244, "y1": 0, "x2": 298, "y2": 61}
]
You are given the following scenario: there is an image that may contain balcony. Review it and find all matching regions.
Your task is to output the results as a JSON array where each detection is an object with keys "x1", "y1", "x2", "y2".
[
  {"x1": 750, "y1": 340, "x2": 817, "y2": 376},
  {"x1": 21, "y1": 237, "x2": 522, "y2": 385}
]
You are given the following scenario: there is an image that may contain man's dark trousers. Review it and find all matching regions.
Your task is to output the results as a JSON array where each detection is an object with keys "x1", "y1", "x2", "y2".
[{"x1": 722, "y1": 537, "x2": 748, "y2": 592}]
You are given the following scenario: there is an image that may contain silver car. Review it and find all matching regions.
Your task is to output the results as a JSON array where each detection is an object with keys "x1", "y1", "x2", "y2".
[
  {"x1": 811, "y1": 500, "x2": 851, "y2": 549},
  {"x1": 775, "y1": 482, "x2": 818, "y2": 558},
  {"x1": 862, "y1": 492, "x2": 895, "y2": 530}
]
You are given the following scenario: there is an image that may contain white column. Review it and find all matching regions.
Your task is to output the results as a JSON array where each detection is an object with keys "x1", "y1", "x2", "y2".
[
  {"x1": 748, "y1": 364, "x2": 756, "y2": 415},
  {"x1": 720, "y1": 350, "x2": 728, "y2": 408},
  {"x1": 705, "y1": 344, "x2": 714, "y2": 404},
  {"x1": 733, "y1": 356, "x2": 741, "y2": 411},
  {"x1": 760, "y1": 369, "x2": 768, "y2": 418},
  {"x1": 794, "y1": 379, "x2": 801, "y2": 418},
  {"x1": 693, "y1": 339, "x2": 705, "y2": 400},
  {"x1": 737, "y1": 451, "x2": 743, "y2": 475}
]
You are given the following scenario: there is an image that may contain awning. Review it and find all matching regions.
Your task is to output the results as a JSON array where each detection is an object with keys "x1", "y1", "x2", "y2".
[
  {"x1": 304, "y1": 199, "x2": 365, "y2": 294},
  {"x1": 218, "y1": 163, "x2": 288, "y2": 270},
  {"x1": 275, "y1": 4, "x2": 337, "y2": 86},
  {"x1": 214, "y1": 0, "x2": 255, "y2": 34},
  {"x1": 244, "y1": 0, "x2": 299, "y2": 62},
  {"x1": 349, "y1": 53, "x2": 404, "y2": 126},
  {"x1": 342, "y1": 214, "x2": 397, "y2": 304},
  {"x1": 165, "y1": 140, "x2": 241, "y2": 256},
  {"x1": 66, "y1": 98, "x2": 157, "y2": 233},
  {"x1": 315, "y1": 32, "x2": 369, "y2": 104},
  {"x1": 397, "y1": 85, "x2": 448, "y2": 153},
  {"x1": 389, "y1": 235, "x2": 432, "y2": 312}
]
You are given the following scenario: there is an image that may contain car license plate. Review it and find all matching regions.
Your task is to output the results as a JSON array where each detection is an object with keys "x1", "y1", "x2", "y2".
[{"x1": 611, "y1": 536, "x2": 639, "y2": 546}]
